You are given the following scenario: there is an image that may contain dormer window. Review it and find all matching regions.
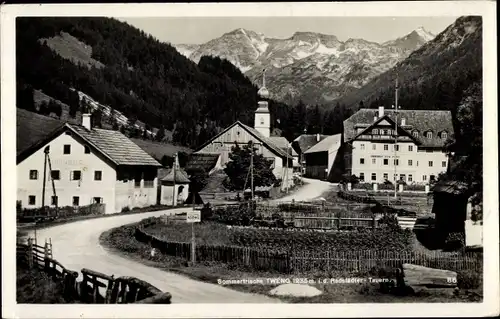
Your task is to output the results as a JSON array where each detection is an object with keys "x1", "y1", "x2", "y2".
[
  {"x1": 412, "y1": 130, "x2": 419, "y2": 138},
  {"x1": 440, "y1": 131, "x2": 448, "y2": 139},
  {"x1": 426, "y1": 131, "x2": 433, "y2": 139},
  {"x1": 373, "y1": 129, "x2": 379, "y2": 135}
]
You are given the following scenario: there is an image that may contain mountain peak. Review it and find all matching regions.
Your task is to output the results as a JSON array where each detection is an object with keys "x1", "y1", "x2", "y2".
[{"x1": 413, "y1": 26, "x2": 435, "y2": 42}]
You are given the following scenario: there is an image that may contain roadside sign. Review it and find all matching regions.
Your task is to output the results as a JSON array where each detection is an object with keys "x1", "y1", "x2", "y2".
[{"x1": 186, "y1": 211, "x2": 201, "y2": 223}]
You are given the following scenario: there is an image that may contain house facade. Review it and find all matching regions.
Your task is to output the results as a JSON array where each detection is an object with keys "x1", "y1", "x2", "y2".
[
  {"x1": 17, "y1": 109, "x2": 162, "y2": 214},
  {"x1": 343, "y1": 107, "x2": 453, "y2": 184}
]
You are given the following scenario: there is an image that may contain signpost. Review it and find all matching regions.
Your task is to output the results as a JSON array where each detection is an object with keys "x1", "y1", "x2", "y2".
[{"x1": 186, "y1": 210, "x2": 201, "y2": 264}]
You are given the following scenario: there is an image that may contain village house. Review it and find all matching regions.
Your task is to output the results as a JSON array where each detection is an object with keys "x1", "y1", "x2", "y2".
[
  {"x1": 303, "y1": 134, "x2": 343, "y2": 181},
  {"x1": 292, "y1": 133, "x2": 329, "y2": 173},
  {"x1": 17, "y1": 109, "x2": 162, "y2": 215},
  {"x1": 343, "y1": 106, "x2": 454, "y2": 184},
  {"x1": 192, "y1": 82, "x2": 295, "y2": 191}
]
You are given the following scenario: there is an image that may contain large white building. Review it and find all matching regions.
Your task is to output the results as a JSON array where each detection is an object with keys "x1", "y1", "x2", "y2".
[
  {"x1": 343, "y1": 106, "x2": 454, "y2": 184},
  {"x1": 17, "y1": 109, "x2": 162, "y2": 214}
]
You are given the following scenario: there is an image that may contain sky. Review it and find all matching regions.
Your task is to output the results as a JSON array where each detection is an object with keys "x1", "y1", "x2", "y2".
[{"x1": 119, "y1": 16, "x2": 458, "y2": 45}]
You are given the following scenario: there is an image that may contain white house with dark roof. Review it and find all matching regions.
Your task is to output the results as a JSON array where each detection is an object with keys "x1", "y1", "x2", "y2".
[
  {"x1": 193, "y1": 79, "x2": 295, "y2": 190},
  {"x1": 17, "y1": 109, "x2": 162, "y2": 214},
  {"x1": 343, "y1": 106, "x2": 454, "y2": 184}
]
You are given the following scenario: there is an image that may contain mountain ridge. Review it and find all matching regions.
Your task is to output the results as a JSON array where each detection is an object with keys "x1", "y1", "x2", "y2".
[{"x1": 175, "y1": 27, "x2": 436, "y2": 105}]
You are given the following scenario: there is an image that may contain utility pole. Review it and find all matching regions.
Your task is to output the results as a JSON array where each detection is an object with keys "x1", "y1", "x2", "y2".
[
  {"x1": 394, "y1": 74, "x2": 399, "y2": 199},
  {"x1": 250, "y1": 148, "x2": 254, "y2": 201},
  {"x1": 172, "y1": 153, "x2": 177, "y2": 206},
  {"x1": 285, "y1": 143, "x2": 290, "y2": 194}
]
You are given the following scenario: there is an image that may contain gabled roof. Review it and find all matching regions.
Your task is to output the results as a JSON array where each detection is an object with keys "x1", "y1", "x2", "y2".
[
  {"x1": 293, "y1": 134, "x2": 329, "y2": 153},
  {"x1": 268, "y1": 136, "x2": 298, "y2": 156},
  {"x1": 185, "y1": 153, "x2": 221, "y2": 172},
  {"x1": 17, "y1": 108, "x2": 66, "y2": 158},
  {"x1": 343, "y1": 108, "x2": 454, "y2": 148},
  {"x1": 351, "y1": 115, "x2": 421, "y2": 145},
  {"x1": 304, "y1": 134, "x2": 342, "y2": 154},
  {"x1": 130, "y1": 138, "x2": 192, "y2": 160},
  {"x1": 195, "y1": 121, "x2": 290, "y2": 159},
  {"x1": 159, "y1": 167, "x2": 190, "y2": 184},
  {"x1": 17, "y1": 109, "x2": 161, "y2": 167},
  {"x1": 69, "y1": 125, "x2": 161, "y2": 166}
]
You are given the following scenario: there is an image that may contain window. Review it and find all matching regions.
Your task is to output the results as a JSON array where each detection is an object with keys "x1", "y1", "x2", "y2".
[
  {"x1": 383, "y1": 159, "x2": 389, "y2": 165},
  {"x1": 373, "y1": 129, "x2": 379, "y2": 135},
  {"x1": 408, "y1": 145, "x2": 413, "y2": 152},
  {"x1": 423, "y1": 175, "x2": 427, "y2": 181},
  {"x1": 426, "y1": 131, "x2": 433, "y2": 139},
  {"x1": 384, "y1": 144, "x2": 388, "y2": 151},
  {"x1": 28, "y1": 195, "x2": 36, "y2": 205},
  {"x1": 71, "y1": 170, "x2": 81, "y2": 180},
  {"x1": 63, "y1": 144, "x2": 71, "y2": 154},
  {"x1": 413, "y1": 131, "x2": 419, "y2": 138},
  {"x1": 260, "y1": 117, "x2": 265, "y2": 125},
  {"x1": 394, "y1": 145, "x2": 400, "y2": 151},
  {"x1": 394, "y1": 174, "x2": 398, "y2": 181},
  {"x1": 428, "y1": 161, "x2": 433, "y2": 167},
  {"x1": 50, "y1": 170, "x2": 60, "y2": 180},
  {"x1": 371, "y1": 173, "x2": 376, "y2": 181},
  {"x1": 360, "y1": 158, "x2": 365, "y2": 164},
  {"x1": 400, "y1": 174, "x2": 406, "y2": 181},
  {"x1": 408, "y1": 159, "x2": 413, "y2": 166},
  {"x1": 360, "y1": 144, "x2": 365, "y2": 150},
  {"x1": 94, "y1": 170, "x2": 102, "y2": 181},
  {"x1": 72, "y1": 196, "x2": 80, "y2": 206},
  {"x1": 51, "y1": 196, "x2": 58, "y2": 206},
  {"x1": 442, "y1": 161, "x2": 447, "y2": 167},
  {"x1": 441, "y1": 132, "x2": 448, "y2": 139},
  {"x1": 372, "y1": 158, "x2": 376, "y2": 164},
  {"x1": 408, "y1": 174, "x2": 413, "y2": 182},
  {"x1": 372, "y1": 144, "x2": 376, "y2": 150},
  {"x1": 93, "y1": 197, "x2": 102, "y2": 204},
  {"x1": 383, "y1": 129, "x2": 388, "y2": 135},
  {"x1": 394, "y1": 159, "x2": 399, "y2": 166},
  {"x1": 383, "y1": 173, "x2": 388, "y2": 180},
  {"x1": 359, "y1": 173, "x2": 365, "y2": 181},
  {"x1": 416, "y1": 161, "x2": 419, "y2": 166},
  {"x1": 430, "y1": 175, "x2": 436, "y2": 182},
  {"x1": 29, "y1": 170, "x2": 38, "y2": 180},
  {"x1": 84, "y1": 145, "x2": 91, "y2": 154}
]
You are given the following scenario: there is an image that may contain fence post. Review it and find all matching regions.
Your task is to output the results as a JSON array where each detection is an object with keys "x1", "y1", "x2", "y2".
[{"x1": 27, "y1": 238, "x2": 33, "y2": 269}]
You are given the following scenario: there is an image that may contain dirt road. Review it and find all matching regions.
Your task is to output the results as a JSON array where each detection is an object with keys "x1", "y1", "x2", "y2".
[
  {"x1": 33, "y1": 209, "x2": 281, "y2": 303},
  {"x1": 272, "y1": 177, "x2": 334, "y2": 203}
]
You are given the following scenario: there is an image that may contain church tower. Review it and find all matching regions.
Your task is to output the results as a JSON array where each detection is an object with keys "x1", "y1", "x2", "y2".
[{"x1": 255, "y1": 70, "x2": 271, "y2": 138}]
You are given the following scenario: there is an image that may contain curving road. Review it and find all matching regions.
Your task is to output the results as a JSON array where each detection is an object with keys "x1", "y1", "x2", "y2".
[
  {"x1": 32, "y1": 209, "x2": 281, "y2": 303},
  {"x1": 272, "y1": 177, "x2": 335, "y2": 203}
]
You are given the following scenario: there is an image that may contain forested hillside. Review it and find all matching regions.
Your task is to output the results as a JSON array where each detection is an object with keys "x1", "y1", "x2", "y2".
[{"x1": 16, "y1": 17, "x2": 312, "y2": 147}]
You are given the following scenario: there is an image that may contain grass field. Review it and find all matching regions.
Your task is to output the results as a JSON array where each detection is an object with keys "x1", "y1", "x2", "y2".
[
  {"x1": 100, "y1": 222, "x2": 482, "y2": 303},
  {"x1": 16, "y1": 267, "x2": 76, "y2": 304}
]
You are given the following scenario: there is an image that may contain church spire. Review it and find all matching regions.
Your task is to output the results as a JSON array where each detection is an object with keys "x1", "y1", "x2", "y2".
[{"x1": 257, "y1": 68, "x2": 269, "y2": 99}]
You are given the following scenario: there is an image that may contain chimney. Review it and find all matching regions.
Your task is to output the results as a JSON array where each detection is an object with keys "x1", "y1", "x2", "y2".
[
  {"x1": 378, "y1": 106, "x2": 384, "y2": 118},
  {"x1": 374, "y1": 116, "x2": 378, "y2": 122},
  {"x1": 401, "y1": 118, "x2": 406, "y2": 126},
  {"x1": 316, "y1": 133, "x2": 320, "y2": 142},
  {"x1": 82, "y1": 113, "x2": 92, "y2": 130}
]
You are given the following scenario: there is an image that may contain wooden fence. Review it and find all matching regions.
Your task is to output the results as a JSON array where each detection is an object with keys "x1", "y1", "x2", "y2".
[
  {"x1": 17, "y1": 203, "x2": 106, "y2": 222},
  {"x1": 16, "y1": 238, "x2": 172, "y2": 304},
  {"x1": 135, "y1": 227, "x2": 482, "y2": 274}
]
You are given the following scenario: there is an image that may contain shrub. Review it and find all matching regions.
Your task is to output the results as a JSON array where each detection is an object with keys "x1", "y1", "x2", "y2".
[
  {"x1": 121, "y1": 206, "x2": 131, "y2": 213},
  {"x1": 457, "y1": 270, "x2": 482, "y2": 290}
]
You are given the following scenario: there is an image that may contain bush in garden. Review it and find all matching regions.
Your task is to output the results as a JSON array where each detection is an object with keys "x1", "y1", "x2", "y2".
[
  {"x1": 457, "y1": 270, "x2": 482, "y2": 289},
  {"x1": 443, "y1": 232, "x2": 465, "y2": 251},
  {"x1": 378, "y1": 214, "x2": 400, "y2": 230}
]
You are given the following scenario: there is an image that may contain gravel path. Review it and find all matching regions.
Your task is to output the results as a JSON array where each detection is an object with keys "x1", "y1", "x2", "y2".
[
  {"x1": 32, "y1": 209, "x2": 281, "y2": 303},
  {"x1": 272, "y1": 177, "x2": 334, "y2": 203}
]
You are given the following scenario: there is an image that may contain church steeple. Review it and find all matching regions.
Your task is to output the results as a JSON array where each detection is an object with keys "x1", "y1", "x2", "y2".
[{"x1": 255, "y1": 69, "x2": 270, "y2": 137}]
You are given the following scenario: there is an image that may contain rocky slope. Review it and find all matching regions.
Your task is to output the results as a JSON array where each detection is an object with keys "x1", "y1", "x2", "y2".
[{"x1": 175, "y1": 27, "x2": 435, "y2": 105}]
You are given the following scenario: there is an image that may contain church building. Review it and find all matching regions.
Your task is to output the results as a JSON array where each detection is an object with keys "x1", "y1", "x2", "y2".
[{"x1": 193, "y1": 75, "x2": 295, "y2": 190}]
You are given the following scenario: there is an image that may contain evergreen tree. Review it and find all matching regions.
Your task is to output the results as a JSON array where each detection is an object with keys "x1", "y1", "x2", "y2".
[{"x1": 223, "y1": 141, "x2": 277, "y2": 191}]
